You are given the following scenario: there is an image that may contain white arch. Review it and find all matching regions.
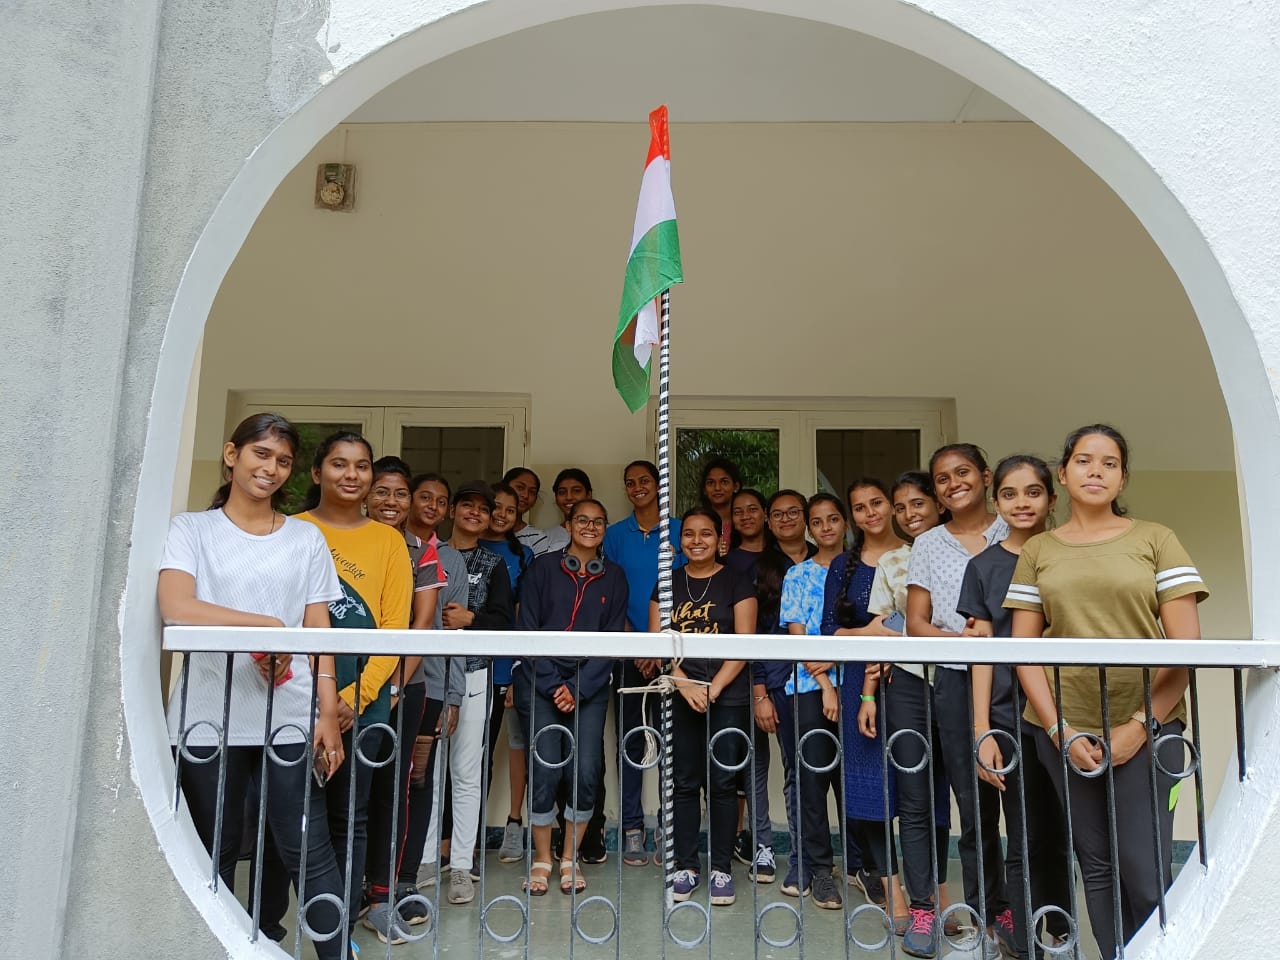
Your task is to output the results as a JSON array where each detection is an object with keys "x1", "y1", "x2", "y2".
[{"x1": 121, "y1": 1, "x2": 1280, "y2": 956}]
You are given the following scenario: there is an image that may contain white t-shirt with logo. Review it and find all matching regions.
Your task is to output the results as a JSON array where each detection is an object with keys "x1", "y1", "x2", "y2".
[{"x1": 162, "y1": 510, "x2": 342, "y2": 746}]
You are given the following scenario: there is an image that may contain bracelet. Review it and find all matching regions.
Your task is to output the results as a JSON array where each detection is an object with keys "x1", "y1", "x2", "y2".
[
  {"x1": 316, "y1": 673, "x2": 338, "y2": 682},
  {"x1": 1046, "y1": 719, "x2": 1067, "y2": 740},
  {"x1": 753, "y1": 695, "x2": 769, "y2": 703},
  {"x1": 860, "y1": 694, "x2": 876, "y2": 702}
]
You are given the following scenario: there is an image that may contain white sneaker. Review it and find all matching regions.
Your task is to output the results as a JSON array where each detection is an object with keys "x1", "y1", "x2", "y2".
[
  {"x1": 498, "y1": 821, "x2": 524, "y2": 862},
  {"x1": 416, "y1": 861, "x2": 438, "y2": 889},
  {"x1": 448, "y1": 870, "x2": 474, "y2": 904}
]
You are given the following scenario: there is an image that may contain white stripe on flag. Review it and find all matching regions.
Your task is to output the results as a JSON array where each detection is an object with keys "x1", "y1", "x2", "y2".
[
  {"x1": 629, "y1": 157, "x2": 677, "y2": 256},
  {"x1": 633, "y1": 299, "x2": 658, "y2": 366}
]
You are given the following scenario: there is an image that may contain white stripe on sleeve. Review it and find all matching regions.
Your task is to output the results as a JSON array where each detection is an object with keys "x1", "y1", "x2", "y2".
[{"x1": 1156, "y1": 574, "x2": 1205, "y2": 592}]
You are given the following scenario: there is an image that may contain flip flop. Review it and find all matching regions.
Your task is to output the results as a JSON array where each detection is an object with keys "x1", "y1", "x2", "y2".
[
  {"x1": 522, "y1": 861, "x2": 551, "y2": 897},
  {"x1": 560, "y1": 859, "x2": 587, "y2": 895}
]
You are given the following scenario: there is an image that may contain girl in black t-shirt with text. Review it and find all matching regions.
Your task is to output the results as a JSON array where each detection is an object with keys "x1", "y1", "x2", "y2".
[{"x1": 650, "y1": 507, "x2": 757, "y2": 907}]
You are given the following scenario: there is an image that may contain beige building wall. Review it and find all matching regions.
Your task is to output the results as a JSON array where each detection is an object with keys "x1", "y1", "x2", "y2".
[{"x1": 188, "y1": 121, "x2": 1247, "y2": 840}]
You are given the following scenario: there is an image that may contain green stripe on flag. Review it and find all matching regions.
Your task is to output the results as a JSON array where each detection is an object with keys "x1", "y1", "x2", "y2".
[{"x1": 613, "y1": 220, "x2": 683, "y2": 412}]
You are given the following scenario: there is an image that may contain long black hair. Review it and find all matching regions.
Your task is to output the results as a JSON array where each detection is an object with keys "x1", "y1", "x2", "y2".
[
  {"x1": 489, "y1": 481, "x2": 530, "y2": 580},
  {"x1": 209, "y1": 413, "x2": 301, "y2": 511},
  {"x1": 301, "y1": 431, "x2": 374, "y2": 512},
  {"x1": 891, "y1": 470, "x2": 950, "y2": 533},
  {"x1": 1060, "y1": 424, "x2": 1129, "y2": 516},
  {"x1": 699, "y1": 456, "x2": 742, "y2": 512},
  {"x1": 832, "y1": 478, "x2": 891, "y2": 628},
  {"x1": 728, "y1": 487, "x2": 771, "y2": 551}
]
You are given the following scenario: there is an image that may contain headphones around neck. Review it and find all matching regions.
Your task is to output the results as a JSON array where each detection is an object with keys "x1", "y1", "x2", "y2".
[{"x1": 561, "y1": 550, "x2": 605, "y2": 576}]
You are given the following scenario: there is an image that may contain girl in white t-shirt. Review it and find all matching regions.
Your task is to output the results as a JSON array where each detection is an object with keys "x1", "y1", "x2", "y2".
[{"x1": 158, "y1": 413, "x2": 353, "y2": 959}]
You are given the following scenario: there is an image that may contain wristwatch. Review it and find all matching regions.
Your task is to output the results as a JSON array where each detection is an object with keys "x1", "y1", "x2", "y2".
[{"x1": 1130, "y1": 709, "x2": 1161, "y2": 737}]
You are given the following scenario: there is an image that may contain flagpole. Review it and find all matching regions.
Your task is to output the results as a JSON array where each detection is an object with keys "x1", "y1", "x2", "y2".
[{"x1": 656, "y1": 287, "x2": 675, "y2": 914}]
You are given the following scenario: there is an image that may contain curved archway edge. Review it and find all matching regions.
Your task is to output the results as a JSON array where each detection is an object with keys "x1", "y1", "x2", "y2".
[{"x1": 123, "y1": 2, "x2": 1280, "y2": 957}]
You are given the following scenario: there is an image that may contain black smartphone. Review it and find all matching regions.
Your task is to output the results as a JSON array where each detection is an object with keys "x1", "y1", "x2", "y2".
[{"x1": 312, "y1": 751, "x2": 330, "y2": 788}]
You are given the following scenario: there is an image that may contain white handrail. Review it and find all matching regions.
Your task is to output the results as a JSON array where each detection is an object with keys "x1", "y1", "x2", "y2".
[{"x1": 162, "y1": 626, "x2": 1280, "y2": 667}]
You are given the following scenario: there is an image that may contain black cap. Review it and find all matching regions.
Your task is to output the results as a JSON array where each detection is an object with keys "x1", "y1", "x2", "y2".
[{"x1": 452, "y1": 480, "x2": 495, "y2": 508}]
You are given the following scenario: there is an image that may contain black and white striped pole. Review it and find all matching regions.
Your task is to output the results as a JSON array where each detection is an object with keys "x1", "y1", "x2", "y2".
[{"x1": 656, "y1": 288, "x2": 675, "y2": 912}]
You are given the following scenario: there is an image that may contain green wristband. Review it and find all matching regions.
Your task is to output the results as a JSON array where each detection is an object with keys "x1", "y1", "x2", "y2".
[{"x1": 860, "y1": 694, "x2": 876, "y2": 702}]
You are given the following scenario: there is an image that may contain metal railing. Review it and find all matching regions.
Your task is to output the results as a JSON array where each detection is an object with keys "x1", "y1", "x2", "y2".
[{"x1": 162, "y1": 627, "x2": 1280, "y2": 960}]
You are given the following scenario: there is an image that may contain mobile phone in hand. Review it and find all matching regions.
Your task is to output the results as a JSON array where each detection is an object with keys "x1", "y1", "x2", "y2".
[
  {"x1": 884, "y1": 610, "x2": 906, "y2": 633},
  {"x1": 312, "y1": 751, "x2": 330, "y2": 788}
]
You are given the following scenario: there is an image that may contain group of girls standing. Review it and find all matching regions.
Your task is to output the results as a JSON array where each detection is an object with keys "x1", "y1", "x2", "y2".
[{"x1": 161, "y1": 414, "x2": 1207, "y2": 960}]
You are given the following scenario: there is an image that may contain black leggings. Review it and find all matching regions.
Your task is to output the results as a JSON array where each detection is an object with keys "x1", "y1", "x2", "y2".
[
  {"x1": 1035, "y1": 721, "x2": 1185, "y2": 960},
  {"x1": 672, "y1": 698, "x2": 750, "y2": 873}
]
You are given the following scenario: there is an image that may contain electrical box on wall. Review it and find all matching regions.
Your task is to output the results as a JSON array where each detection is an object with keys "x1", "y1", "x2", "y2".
[{"x1": 315, "y1": 163, "x2": 356, "y2": 211}]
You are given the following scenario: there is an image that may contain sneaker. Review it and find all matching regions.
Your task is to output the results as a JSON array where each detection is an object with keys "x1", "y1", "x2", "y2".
[
  {"x1": 579, "y1": 827, "x2": 608, "y2": 864},
  {"x1": 623, "y1": 829, "x2": 648, "y2": 867},
  {"x1": 709, "y1": 870, "x2": 736, "y2": 906},
  {"x1": 733, "y1": 830, "x2": 753, "y2": 866},
  {"x1": 993, "y1": 908, "x2": 1018, "y2": 957},
  {"x1": 362, "y1": 902, "x2": 411, "y2": 945},
  {"x1": 415, "y1": 861, "x2": 438, "y2": 889},
  {"x1": 848, "y1": 867, "x2": 886, "y2": 906},
  {"x1": 448, "y1": 871, "x2": 474, "y2": 905},
  {"x1": 672, "y1": 869, "x2": 699, "y2": 902},
  {"x1": 750, "y1": 845, "x2": 776, "y2": 884},
  {"x1": 396, "y1": 883, "x2": 430, "y2": 926},
  {"x1": 468, "y1": 863, "x2": 481, "y2": 882},
  {"x1": 902, "y1": 907, "x2": 939, "y2": 959},
  {"x1": 498, "y1": 821, "x2": 524, "y2": 863},
  {"x1": 779, "y1": 863, "x2": 809, "y2": 898},
  {"x1": 811, "y1": 871, "x2": 842, "y2": 910}
]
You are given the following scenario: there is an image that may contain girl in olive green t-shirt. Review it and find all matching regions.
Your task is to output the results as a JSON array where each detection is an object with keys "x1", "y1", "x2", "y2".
[{"x1": 1005, "y1": 425, "x2": 1207, "y2": 960}]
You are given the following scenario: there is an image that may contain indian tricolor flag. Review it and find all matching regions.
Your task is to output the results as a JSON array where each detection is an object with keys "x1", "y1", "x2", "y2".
[{"x1": 612, "y1": 106, "x2": 684, "y2": 413}]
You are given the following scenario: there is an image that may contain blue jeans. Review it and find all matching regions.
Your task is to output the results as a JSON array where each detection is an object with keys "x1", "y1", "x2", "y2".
[
  {"x1": 618, "y1": 659, "x2": 649, "y2": 831},
  {"x1": 514, "y1": 670, "x2": 608, "y2": 827}
]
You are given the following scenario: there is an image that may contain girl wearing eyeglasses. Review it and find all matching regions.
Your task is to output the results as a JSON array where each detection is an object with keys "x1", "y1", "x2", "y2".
[{"x1": 514, "y1": 499, "x2": 628, "y2": 896}]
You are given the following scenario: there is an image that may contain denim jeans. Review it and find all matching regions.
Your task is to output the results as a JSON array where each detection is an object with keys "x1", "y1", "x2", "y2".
[
  {"x1": 514, "y1": 669, "x2": 609, "y2": 826},
  {"x1": 180, "y1": 743, "x2": 349, "y2": 960}
]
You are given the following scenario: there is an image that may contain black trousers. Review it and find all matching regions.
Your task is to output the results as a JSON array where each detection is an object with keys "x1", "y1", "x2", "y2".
[
  {"x1": 997, "y1": 724, "x2": 1072, "y2": 959},
  {"x1": 325, "y1": 724, "x2": 383, "y2": 927},
  {"x1": 1036, "y1": 720, "x2": 1184, "y2": 960},
  {"x1": 777, "y1": 690, "x2": 840, "y2": 878},
  {"x1": 398, "y1": 697, "x2": 444, "y2": 882},
  {"x1": 672, "y1": 697, "x2": 750, "y2": 873},
  {"x1": 181, "y1": 744, "x2": 348, "y2": 960},
  {"x1": 366, "y1": 682, "x2": 427, "y2": 897}
]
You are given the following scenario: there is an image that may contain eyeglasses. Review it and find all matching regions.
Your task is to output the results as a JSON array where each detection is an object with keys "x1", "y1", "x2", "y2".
[
  {"x1": 371, "y1": 487, "x2": 411, "y2": 502},
  {"x1": 769, "y1": 507, "x2": 804, "y2": 521},
  {"x1": 572, "y1": 516, "x2": 607, "y2": 530}
]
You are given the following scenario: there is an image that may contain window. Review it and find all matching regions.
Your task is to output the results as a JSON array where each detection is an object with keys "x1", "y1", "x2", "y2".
[{"x1": 675, "y1": 428, "x2": 780, "y2": 513}]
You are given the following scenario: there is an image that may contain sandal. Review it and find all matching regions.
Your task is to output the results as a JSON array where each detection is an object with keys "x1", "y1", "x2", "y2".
[
  {"x1": 522, "y1": 861, "x2": 551, "y2": 897},
  {"x1": 559, "y1": 859, "x2": 587, "y2": 895}
]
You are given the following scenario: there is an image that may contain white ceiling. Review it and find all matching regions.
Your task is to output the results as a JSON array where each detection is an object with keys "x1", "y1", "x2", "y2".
[{"x1": 346, "y1": 5, "x2": 1026, "y2": 124}]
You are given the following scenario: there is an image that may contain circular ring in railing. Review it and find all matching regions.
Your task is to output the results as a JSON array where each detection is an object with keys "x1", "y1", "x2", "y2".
[
  {"x1": 480, "y1": 894, "x2": 527, "y2": 943},
  {"x1": 530, "y1": 724, "x2": 576, "y2": 770},
  {"x1": 708, "y1": 727, "x2": 753, "y2": 773},
  {"x1": 887, "y1": 728, "x2": 931, "y2": 775},
  {"x1": 298, "y1": 892, "x2": 346, "y2": 942},
  {"x1": 176, "y1": 721, "x2": 224, "y2": 764},
  {"x1": 264, "y1": 723, "x2": 310, "y2": 767},
  {"x1": 1064, "y1": 731, "x2": 1111, "y2": 779},
  {"x1": 1031, "y1": 905, "x2": 1078, "y2": 957},
  {"x1": 756, "y1": 901, "x2": 801, "y2": 949},
  {"x1": 665, "y1": 900, "x2": 710, "y2": 948},
  {"x1": 621, "y1": 724, "x2": 663, "y2": 771},
  {"x1": 974, "y1": 727, "x2": 1020, "y2": 777},
  {"x1": 797, "y1": 728, "x2": 842, "y2": 774},
  {"x1": 939, "y1": 902, "x2": 981, "y2": 949},
  {"x1": 391, "y1": 891, "x2": 436, "y2": 942},
  {"x1": 354, "y1": 722, "x2": 398, "y2": 768},
  {"x1": 845, "y1": 902, "x2": 892, "y2": 952},
  {"x1": 572, "y1": 895, "x2": 620, "y2": 945},
  {"x1": 1152, "y1": 732, "x2": 1201, "y2": 781}
]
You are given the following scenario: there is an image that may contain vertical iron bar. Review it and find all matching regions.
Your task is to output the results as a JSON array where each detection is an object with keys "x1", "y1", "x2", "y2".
[
  {"x1": 1188, "y1": 670, "x2": 1208, "y2": 868},
  {"x1": 1012, "y1": 679, "x2": 1034, "y2": 959},
  {"x1": 836, "y1": 660, "x2": 850, "y2": 960},
  {"x1": 478, "y1": 673, "x2": 493, "y2": 960},
  {"x1": 923, "y1": 667, "x2": 941, "y2": 942},
  {"x1": 705, "y1": 695, "x2": 714, "y2": 960},
  {"x1": 881, "y1": 665, "x2": 897, "y2": 960},
  {"x1": 1233, "y1": 668, "x2": 1247, "y2": 782},
  {"x1": 522, "y1": 661, "x2": 535, "y2": 960},
  {"x1": 210, "y1": 652, "x2": 235, "y2": 892},
  {"x1": 293, "y1": 659, "x2": 322, "y2": 960},
  {"x1": 966, "y1": 669, "x2": 988, "y2": 942},
  {"x1": 1098, "y1": 667, "x2": 1124, "y2": 958},
  {"x1": 1051, "y1": 668, "x2": 1081, "y2": 960},
  {"x1": 341, "y1": 657, "x2": 363, "y2": 943},
  {"x1": 384, "y1": 659, "x2": 407, "y2": 960},
  {"x1": 749, "y1": 663, "x2": 761, "y2": 960},
  {"x1": 792, "y1": 664, "x2": 805, "y2": 960},
  {"x1": 570, "y1": 662, "x2": 580, "y2": 960},
  {"x1": 1141, "y1": 669, "x2": 1167, "y2": 930},
  {"x1": 249, "y1": 654, "x2": 280, "y2": 942},
  {"x1": 615, "y1": 679, "x2": 624, "y2": 960},
  {"x1": 431, "y1": 685, "x2": 447, "y2": 960},
  {"x1": 173, "y1": 655, "x2": 192, "y2": 812}
]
